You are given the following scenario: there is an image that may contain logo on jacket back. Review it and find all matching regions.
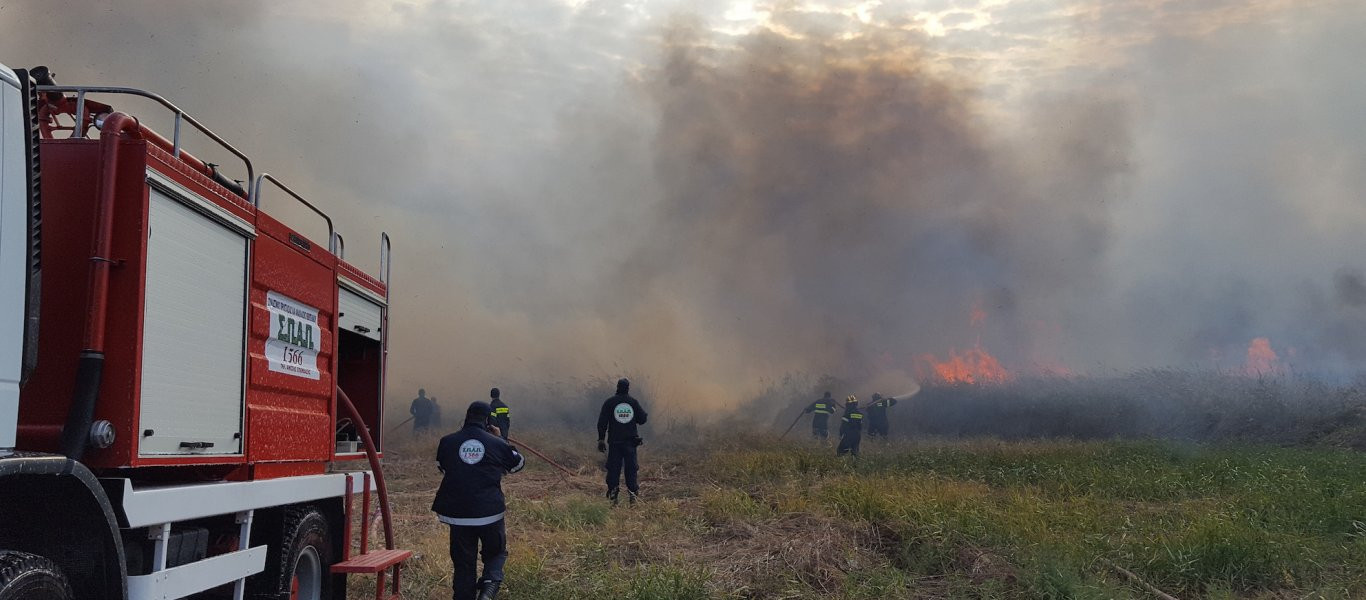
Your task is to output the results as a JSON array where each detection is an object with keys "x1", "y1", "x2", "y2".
[
  {"x1": 613, "y1": 403, "x2": 634, "y2": 423},
  {"x1": 459, "y1": 439, "x2": 485, "y2": 464}
]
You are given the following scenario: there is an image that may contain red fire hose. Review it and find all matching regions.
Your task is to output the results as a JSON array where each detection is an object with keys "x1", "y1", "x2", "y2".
[
  {"x1": 336, "y1": 387, "x2": 396, "y2": 550},
  {"x1": 506, "y1": 436, "x2": 576, "y2": 478}
]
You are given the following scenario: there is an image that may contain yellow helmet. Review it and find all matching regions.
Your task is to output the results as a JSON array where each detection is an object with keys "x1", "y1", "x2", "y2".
[{"x1": 846, "y1": 394, "x2": 857, "y2": 403}]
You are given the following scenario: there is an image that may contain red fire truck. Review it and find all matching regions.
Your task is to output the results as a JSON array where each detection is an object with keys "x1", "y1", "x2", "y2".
[{"x1": 0, "y1": 63, "x2": 409, "y2": 599}]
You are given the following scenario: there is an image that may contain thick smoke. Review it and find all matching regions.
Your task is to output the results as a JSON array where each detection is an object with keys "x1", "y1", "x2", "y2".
[
  {"x1": 3, "y1": 1, "x2": 1365, "y2": 422},
  {"x1": 616, "y1": 17, "x2": 1129, "y2": 393}
]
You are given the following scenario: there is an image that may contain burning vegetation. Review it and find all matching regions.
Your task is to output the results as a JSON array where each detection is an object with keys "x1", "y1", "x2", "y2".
[
  {"x1": 914, "y1": 346, "x2": 1012, "y2": 385},
  {"x1": 1243, "y1": 337, "x2": 1286, "y2": 377}
]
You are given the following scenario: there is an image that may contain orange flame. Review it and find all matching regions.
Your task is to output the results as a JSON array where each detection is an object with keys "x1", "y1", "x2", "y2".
[
  {"x1": 1243, "y1": 337, "x2": 1284, "y2": 376},
  {"x1": 915, "y1": 346, "x2": 1011, "y2": 385}
]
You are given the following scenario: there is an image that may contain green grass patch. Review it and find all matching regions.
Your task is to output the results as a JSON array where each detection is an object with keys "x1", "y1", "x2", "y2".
[
  {"x1": 699, "y1": 487, "x2": 772, "y2": 523},
  {"x1": 715, "y1": 441, "x2": 1366, "y2": 597},
  {"x1": 505, "y1": 559, "x2": 709, "y2": 600},
  {"x1": 515, "y1": 495, "x2": 610, "y2": 530}
]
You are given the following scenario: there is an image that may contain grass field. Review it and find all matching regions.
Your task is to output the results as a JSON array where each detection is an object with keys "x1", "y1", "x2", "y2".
[{"x1": 346, "y1": 430, "x2": 1366, "y2": 599}]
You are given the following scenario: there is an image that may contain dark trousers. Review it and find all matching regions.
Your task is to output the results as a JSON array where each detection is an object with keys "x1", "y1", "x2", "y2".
[
  {"x1": 812, "y1": 424, "x2": 829, "y2": 439},
  {"x1": 605, "y1": 441, "x2": 639, "y2": 493},
  {"x1": 448, "y1": 520, "x2": 507, "y2": 600},
  {"x1": 867, "y1": 420, "x2": 888, "y2": 437},
  {"x1": 838, "y1": 432, "x2": 861, "y2": 456}
]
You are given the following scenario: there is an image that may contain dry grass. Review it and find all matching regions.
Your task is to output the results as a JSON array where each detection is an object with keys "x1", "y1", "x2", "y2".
[{"x1": 345, "y1": 429, "x2": 1366, "y2": 600}]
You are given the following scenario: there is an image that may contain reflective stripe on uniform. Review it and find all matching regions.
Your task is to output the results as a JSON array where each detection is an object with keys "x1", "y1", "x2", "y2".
[
  {"x1": 438, "y1": 512, "x2": 505, "y2": 527},
  {"x1": 851, "y1": 413, "x2": 863, "y2": 419},
  {"x1": 494, "y1": 407, "x2": 510, "y2": 415}
]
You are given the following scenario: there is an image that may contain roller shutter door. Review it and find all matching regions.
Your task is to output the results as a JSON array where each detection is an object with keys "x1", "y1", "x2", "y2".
[
  {"x1": 138, "y1": 187, "x2": 247, "y2": 455},
  {"x1": 338, "y1": 287, "x2": 383, "y2": 341}
]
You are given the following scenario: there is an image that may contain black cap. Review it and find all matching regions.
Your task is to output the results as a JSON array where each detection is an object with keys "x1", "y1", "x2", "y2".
[
  {"x1": 465, "y1": 401, "x2": 492, "y2": 424},
  {"x1": 490, "y1": 387, "x2": 501, "y2": 399},
  {"x1": 823, "y1": 391, "x2": 831, "y2": 398},
  {"x1": 616, "y1": 378, "x2": 630, "y2": 394}
]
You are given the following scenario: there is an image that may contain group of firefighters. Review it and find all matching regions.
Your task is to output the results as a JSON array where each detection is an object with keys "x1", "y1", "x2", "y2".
[
  {"x1": 417, "y1": 382, "x2": 899, "y2": 600},
  {"x1": 409, "y1": 387, "x2": 513, "y2": 437},
  {"x1": 802, "y1": 391, "x2": 899, "y2": 457}
]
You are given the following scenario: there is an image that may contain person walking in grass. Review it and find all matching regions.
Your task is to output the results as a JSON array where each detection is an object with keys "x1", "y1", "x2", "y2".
[
  {"x1": 837, "y1": 395, "x2": 864, "y2": 457},
  {"x1": 597, "y1": 378, "x2": 649, "y2": 506},
  {"x1": 433, "y1": 401, "x2": 526, "y2": 600}
]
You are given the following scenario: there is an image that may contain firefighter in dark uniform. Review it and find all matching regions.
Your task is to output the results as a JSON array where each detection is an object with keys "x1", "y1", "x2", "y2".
[
  {"x1": 489, "y1": 388, "x2": 510, "y2": 441},
  {"x1": 837, "y1": 395, "x2": 864, "y2": 457},
  {"x1": 411, "y1": 388, "x2": 435, "y2": 432},
  {"x1": 433, "y1": 401, "x2": 526, "y2": 600},
  {"x1": 865, "y1": 393, "x2": 897, "y2": 438},
  {"x1": 804, "y1": 391, "x2": 837, "y2": 440},
  {"x1": 597, "y1": 378, "x2": 648, "y2": 506}
]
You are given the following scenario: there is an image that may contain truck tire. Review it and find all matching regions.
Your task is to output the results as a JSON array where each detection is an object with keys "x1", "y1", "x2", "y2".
[
  {"x1": 255, "y1": 509, "x2": 336, "y2": 600},
  {"x1": 0, "y1": 552, "x2": 73, "y2": 600}
]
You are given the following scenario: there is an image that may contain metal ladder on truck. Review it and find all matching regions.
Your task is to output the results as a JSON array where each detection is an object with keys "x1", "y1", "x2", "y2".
[
  {"x1": 332, "y1": 387, "x2": 412, "y2": 599},
  {"x1": 332, "y1": 473, "x2": 411, "y2": 600}
]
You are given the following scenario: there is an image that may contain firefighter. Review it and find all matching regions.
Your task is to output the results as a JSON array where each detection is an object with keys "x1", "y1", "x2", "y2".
[
  {"x1": 411, "y1": 388, "x2": 436, "y2": 432},
  {"x1": 837, "y1": 395, "x2": 864, "y2": 457},
  {"x1": 804, "y1": 391, "x2": 837, "y2": 440},
  {"x1": 865, "y1": 393, "x2": 897, "y2": 438},
  {"x1": 433, "y1": 401, "x2": 526, "y2": 600},
  {"x1": 597, "y1": 378, "x2": 648, "y2": 506},
  {"x1": 489, "y1": 388, "x2": 510, "y2": 441}
]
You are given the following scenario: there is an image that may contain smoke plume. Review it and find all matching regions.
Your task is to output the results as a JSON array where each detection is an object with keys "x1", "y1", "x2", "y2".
[{"x1": 3, "y1": 1, "x2": 1365, "y2": 421}]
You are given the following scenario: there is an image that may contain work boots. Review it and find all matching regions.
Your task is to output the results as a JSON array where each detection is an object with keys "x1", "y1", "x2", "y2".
[
  {"x1": 607, "y1": 487, "x2": 620, "y2": 506},
  {"x1": 476, "y1": 578, "x2": 501, "y2": 600},
  {"x1": 628, "y1": 490, "x2": 639, "y2": 506}
]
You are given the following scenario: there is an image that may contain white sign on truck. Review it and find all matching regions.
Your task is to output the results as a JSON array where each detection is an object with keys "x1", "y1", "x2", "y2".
[{"x1": 265, "y1": 290, "x2": 321, "y2": 380}]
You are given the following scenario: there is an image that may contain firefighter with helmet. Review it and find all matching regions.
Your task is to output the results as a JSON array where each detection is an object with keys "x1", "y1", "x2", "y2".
[
  {"x1": 489, "y1": 387, "x2": 510, "y2": 441},
  {"x1": 837, "y1": 395, "x2": 864, "y2": 457},
  {"x1": 433, "y1": 401, "x2": 526, "y2": 600},
  {"x1": 803, "y1": 391, "x2": 838, "y2": 440},
  {"x1": 597, "y1": 378, "x2": 649, "y2": 506}
]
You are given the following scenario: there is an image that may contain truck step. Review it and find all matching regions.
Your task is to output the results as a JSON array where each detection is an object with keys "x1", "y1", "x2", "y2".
[{"x1": 330, "y1": 548, "x2": 412, "y2": 574}]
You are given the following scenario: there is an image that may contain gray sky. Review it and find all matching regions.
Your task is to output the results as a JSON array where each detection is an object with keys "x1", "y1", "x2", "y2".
[{"x1": 3, "y1": 0, "x2": 1363, "y2": 410}]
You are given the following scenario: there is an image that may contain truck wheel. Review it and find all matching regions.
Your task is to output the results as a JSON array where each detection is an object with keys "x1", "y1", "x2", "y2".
[
  {"x1": 288, "y1": 544, "x2": 323, "y2": 600},
  {"x1": 0, "y1": 552, "x2": 73, "y2": 600},
  {"x1": 257, "y1": 508, "x2": 335, "y2": 600}
]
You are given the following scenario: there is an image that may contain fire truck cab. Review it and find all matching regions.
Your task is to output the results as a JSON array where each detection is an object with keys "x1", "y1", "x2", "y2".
[{"x1": 0, "y1": 63, "x2": 407, "y2": 600}]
